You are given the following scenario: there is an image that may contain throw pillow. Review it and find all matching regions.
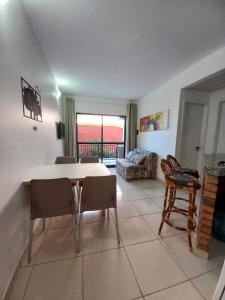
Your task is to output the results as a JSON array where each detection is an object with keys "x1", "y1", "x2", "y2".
[
  {"x1": 131, "y1": 153, "x2": 147, "y2": 165},
  {"x1": 126, "y1": 151, "x2": 134, "y2": 161}
]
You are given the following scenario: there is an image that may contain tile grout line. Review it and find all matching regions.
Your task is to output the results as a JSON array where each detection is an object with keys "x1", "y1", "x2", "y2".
[
  {"x1": 189, "y1": 280, "x2": 207, "y2": 300},
  {"x1": 142, "y1": 279, "x2": 195, "y2": 299},
  {"x1": 23, "y1": 230, "x2": 221, "y2": 278},
  {"x1": 158, "y1": 234, "x2": 223, "y2": 281},
  {"x1": 190, "y1": 264, "x2": 223, "y2": 299},
  {"x1": 82, "y1": 244, "x2": 123, "y2": 257},
  {"x1": 158, "y1": 235, "x2": 190, "y2": 279},
  {"x1": 140, "y1": 214, "x2": 185, "y2": 239},
  {"x1": 22, "y1": 264, "x2": 34, "y2": 300},
  {"x1": 110, "y1": 210, "x2": 144, "y2": 297},
  {"x1": 190, "y1": 265, "x2": 223, "y2": 280},
  {"x1": 123, "y1": 245, "x2": 145, "y2": 299},
  {"x1": 110, "y1": 205, "x2": 144, "y2": 299},
  {"x1": 22, "y1": 227, "x2": 48, "y2": 300}
]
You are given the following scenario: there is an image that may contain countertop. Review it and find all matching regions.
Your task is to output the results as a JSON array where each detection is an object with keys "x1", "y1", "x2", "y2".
[{"x1": 204, "y1": 154, "x2": 225, "y2": 177}]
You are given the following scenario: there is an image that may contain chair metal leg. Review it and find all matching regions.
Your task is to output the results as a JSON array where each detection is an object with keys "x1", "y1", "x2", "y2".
[
  {"x1": 114, "y1": 208, "x2": 121, "y2": 245},
  {"x1": 42, "y1": 218, "x2": 45, "y2": 231},
  {"x1": 76, "y1": 182, "x2": 81, "y2": 207},
  {"x1": 76, "y1": 212, "x2": 83, "y2": 253},
  {"x1": 74, "y1": 183, "x2": 82, "y2": 226},
  {"x1": 28, "y1": 220, "x2": 34, "y2": 264},
  {"x1": 107, "y1": 208, "x2": 110, "y2": 220},
  {"x1": 73, "y1": 213, "x2": 77, "y2": 254}
]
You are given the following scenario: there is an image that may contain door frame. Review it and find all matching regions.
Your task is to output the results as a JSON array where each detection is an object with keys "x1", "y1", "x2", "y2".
[
  {"x1": 213, "y1": 100, "x2": 225, "y2": 154},
  {"x1": 176, "y1": 97, "x2": 209, "y2": 176},
  {"x1": 212, "y1": 260, "x2": 225, "y2": 300}
]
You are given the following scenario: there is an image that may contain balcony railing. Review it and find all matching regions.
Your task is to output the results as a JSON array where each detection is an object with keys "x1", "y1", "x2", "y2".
[{"x1": 77, "y1": 143, "x2": 124, "y2": 166}]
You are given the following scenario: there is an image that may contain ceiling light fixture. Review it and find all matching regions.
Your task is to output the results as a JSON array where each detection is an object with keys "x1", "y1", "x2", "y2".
[
  {"x1": 0, "y1": 0, "x2": 9, "y2": 5},
  {"x1": 55, "y1": 87, "x2": 61, "y2": 99},
  {"x1": 56, "y1": 89, "x2": 61, "y2": 99}
]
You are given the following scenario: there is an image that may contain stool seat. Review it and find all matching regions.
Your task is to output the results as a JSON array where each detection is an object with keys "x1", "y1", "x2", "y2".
[
  {"x1": 171, "y1": 168, "x2": 199, "y2": 179},
  {"x1": 166, "y1": 154, "x2": 199, "y2": 178},
  {"x1": 179, "y1": 168, "x2": 199, "y2": 178},
  {"x1": 169, "y1": 173, "x2": 201, "y2": 189}
]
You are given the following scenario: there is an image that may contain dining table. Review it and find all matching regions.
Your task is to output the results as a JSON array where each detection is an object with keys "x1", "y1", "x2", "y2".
[{"x1": 22, "y1": 162, "x2": 111, "y2": 186}]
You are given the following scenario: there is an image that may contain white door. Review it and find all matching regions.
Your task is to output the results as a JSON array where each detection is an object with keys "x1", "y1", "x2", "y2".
[{"x1": 180, "y1": 102, "x2": 206, "y2": 171}]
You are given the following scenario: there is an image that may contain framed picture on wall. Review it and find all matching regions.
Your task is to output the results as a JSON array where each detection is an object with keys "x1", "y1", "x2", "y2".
[
  {"x1": 21, "y1": 77, "x2": 42, "y2": 122},
  {"x1": 140, "y1": 110, "x2": 168, "y2": 132}
]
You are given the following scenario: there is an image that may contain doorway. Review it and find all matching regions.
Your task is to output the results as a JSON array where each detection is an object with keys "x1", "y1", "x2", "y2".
[{"x1": 179, "y1": 101, "x2": 208, "y2": 173}]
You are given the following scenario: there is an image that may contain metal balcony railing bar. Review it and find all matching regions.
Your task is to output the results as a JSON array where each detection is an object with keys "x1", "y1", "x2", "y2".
[{"x1": 77, "y1": 143, "x2": 124, "y2": 163}]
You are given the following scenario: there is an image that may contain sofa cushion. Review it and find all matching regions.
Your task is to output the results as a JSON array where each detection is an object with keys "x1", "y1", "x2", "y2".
[
  {"x1": 125, "y1": 148, "x2": 143, "y2": 160},
  {"x1": 125, "y1": 151, "x2": 135, "y2": 161},
  {"x1": 117, "y1": 158, "x2": 136, "y2": 167},
  {"x1": 130, "y1": 153, "x2": 147, "y2": 165}
]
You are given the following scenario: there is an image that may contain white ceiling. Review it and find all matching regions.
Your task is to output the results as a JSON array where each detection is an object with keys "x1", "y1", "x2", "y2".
[{"x1": 23, "y1": 0, "x2": 225, "y2": 100}]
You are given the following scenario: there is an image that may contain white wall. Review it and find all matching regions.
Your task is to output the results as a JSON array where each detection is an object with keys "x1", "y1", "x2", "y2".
[
  {"x1": 0, "y1": 1, "x2": 63, "y2": 298},
  {"x1": 75, "y1": 96, "x2": 128, "y2": 116},
  {"x1": 137, "y1": 46, "x2": 225, "y2": 179}
]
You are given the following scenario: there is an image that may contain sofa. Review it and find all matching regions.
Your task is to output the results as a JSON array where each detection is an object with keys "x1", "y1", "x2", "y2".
[{"x1": 116, "y1": 148, "x2": 157, "y2": 181}]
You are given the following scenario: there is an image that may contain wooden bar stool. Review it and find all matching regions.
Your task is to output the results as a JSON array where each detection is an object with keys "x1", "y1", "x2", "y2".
[
  {"x1": 158, "y1": 159, "x2": 201, "y2": 251},
  {"x1": 166, "y1": 154, "x2": 199, "y2": 178},
  {"x1": 166, "y1": 155, "x2": 198, "y2": 217}
]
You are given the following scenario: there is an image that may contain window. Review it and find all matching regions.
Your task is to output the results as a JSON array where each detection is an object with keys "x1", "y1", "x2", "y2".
[{"x1": 76, "y1": 113, "x2": 126, "y2": 166}]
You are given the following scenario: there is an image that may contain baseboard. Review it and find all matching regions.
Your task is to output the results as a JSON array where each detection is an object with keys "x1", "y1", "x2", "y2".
[
  {"x1": 3, "y1": 243, "x2": 28, "y2": 300},
  {"x1": 3, "y1": 219, "x2": 43, "y2": 300}
]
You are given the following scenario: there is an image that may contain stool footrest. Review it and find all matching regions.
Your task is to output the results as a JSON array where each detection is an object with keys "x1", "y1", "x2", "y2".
[{"x1": 165, "y1": 218, "x2": 196, "y2": 231}]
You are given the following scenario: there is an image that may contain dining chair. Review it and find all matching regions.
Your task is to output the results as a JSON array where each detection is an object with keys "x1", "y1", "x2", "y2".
[
  {"x1": 80, "y1": 156, "x2": 99, "y2": 163},
  {"x1": 78, "y1": 156, "x2": 100, "y2": 209},
  {"x1": 55, "y1": 156, "x2": 76, "y2": 164},
  {"x1": 28, "y1": 178, "x2": 77, "y2": 263},
  {"x1": 76, "y1": 175, "x2": 120, "y2": 252}
]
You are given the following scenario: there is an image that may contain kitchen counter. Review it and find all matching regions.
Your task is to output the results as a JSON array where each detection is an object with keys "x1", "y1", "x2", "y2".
[
  {"x1": 204, "y1": 154, "x2": 225, "y2": 177},
  {"x1": 196, "y1": 153, "x2": 225, "y2": 258}
]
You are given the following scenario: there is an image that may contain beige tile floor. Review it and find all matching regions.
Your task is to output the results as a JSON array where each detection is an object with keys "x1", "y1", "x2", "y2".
[{"x1": 8, "y1": 169, "x2": 224, "y2": 300}]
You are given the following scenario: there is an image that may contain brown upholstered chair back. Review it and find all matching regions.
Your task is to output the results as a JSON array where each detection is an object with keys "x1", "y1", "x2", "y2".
[
  {"x1": 55, "y1": 156, "x2": 76, "y2": 164},
  {"x1": 80, "y1": 156, "x2": 99, "y2": 163},
  {"x1": 80, "y1": 175, "x2": 116, "y2": 212},
  {"x1": 166, "y1": 155, "x2": 181, "y2": 170},
  {"x1": 30, "y1": 178, "x2": 75, "y2": 219}
]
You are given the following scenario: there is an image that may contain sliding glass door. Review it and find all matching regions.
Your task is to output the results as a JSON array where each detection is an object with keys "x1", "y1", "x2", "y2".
[{"x1": 76, "y1": 113, "x2": 126, "y2": 166}]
